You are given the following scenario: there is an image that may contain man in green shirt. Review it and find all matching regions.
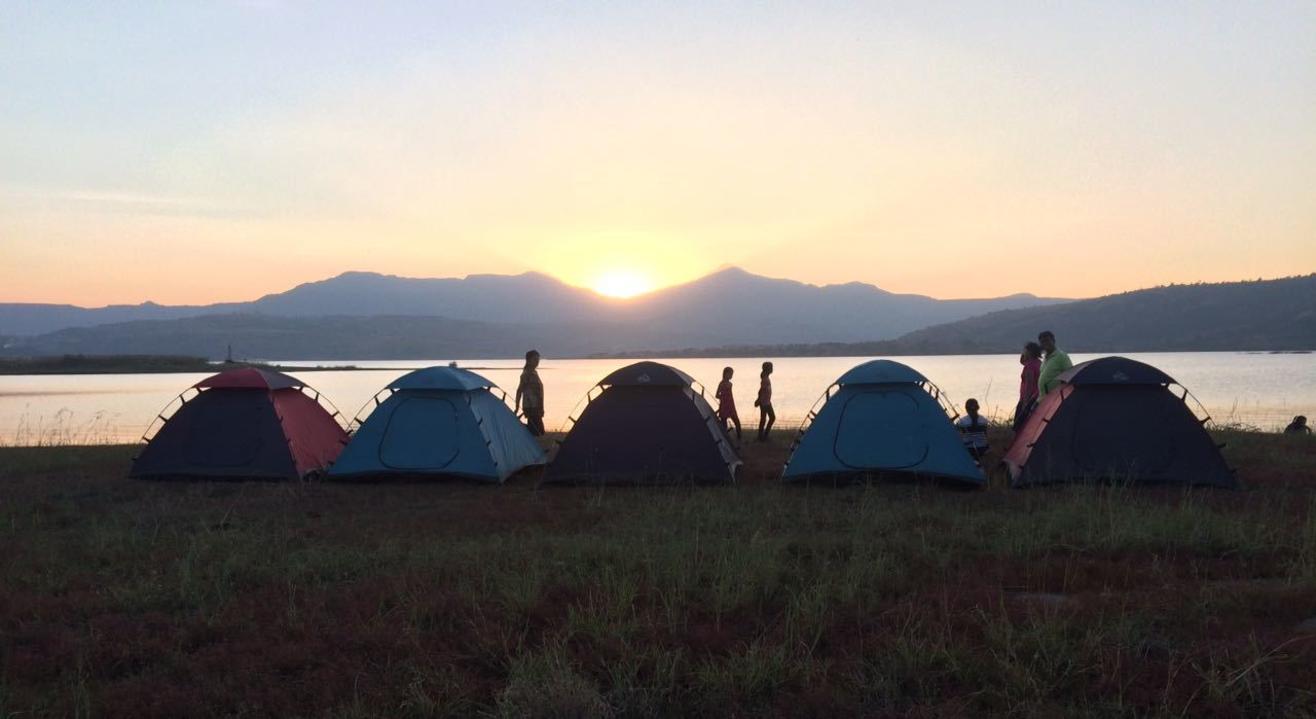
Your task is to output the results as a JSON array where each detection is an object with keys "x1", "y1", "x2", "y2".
[{"x1": 1037, "y1": 330, "x2": 1073, "y2": 396}]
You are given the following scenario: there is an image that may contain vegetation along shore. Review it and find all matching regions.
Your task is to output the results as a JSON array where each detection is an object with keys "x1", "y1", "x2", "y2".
[{"x1": 0, "y1": 355, "x2": 376, "y2": 376}]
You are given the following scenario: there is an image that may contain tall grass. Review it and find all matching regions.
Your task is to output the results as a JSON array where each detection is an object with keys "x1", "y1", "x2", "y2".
[{"x1": 4, "y1": 409, "x2": 126, "y2": 448}]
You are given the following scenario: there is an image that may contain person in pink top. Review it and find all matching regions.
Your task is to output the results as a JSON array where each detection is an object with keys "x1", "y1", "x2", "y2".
[
  {"x1": 715, "y1": 366, "x2": 742, "y2": 442},
  {"x1": 754, "y1": 361, "x2": 775, "y2": 442},
  {"x1": 1013, "y1": 341, "x2": 1043, "y2": 431}
]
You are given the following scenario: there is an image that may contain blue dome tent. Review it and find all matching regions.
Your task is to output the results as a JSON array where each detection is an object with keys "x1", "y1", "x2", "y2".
[
  {"x1": 328, "y1": 366, "x2": 545, "y2": 482},
  {"x1": 782, "y1": 359, "x2": 985, "y2": 485}
]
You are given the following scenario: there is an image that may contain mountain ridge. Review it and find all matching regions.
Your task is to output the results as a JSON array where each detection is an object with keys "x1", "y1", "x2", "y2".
[
  {"x1": 0, "y1": 267, "x2": 1065, "y2": 344},
  {"x1": 595, "y1": 275, "x2": 1316, "y2": 358},
  {"x1": 1, "y1": 274, "x2": 1310, "y2": 360}
]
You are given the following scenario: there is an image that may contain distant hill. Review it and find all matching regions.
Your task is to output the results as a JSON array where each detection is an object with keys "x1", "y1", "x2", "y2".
[
  {"x1": 0, "y1": 272, "x2": 599, "y2": 335},
  {"x1": 605, "y1": 275, "x2": 1316, "y2": 357},
  {"x1": 3, "y1": 275, "x2": 1310, "y2": 359},
  {"x1": 0, "y1": 313, "x2": 713, "y2": 360},
  {"x1": 0, "y1": 267, "x2": 1064, "y2": 353},
  {"x1": 241, "y1": 271, "x2": 605, "y2": 324},
  {"x1": 0, "y1": 302, "x2": 206, "y2": 336},
  {"x1": 881, "y1": 274, "x2": 1316, "y2": 354},
  {"x1": 607, "y1": 267, "x2": 1063, "y2": 345},
  {"x1": 17, "y1": 272, "x2": 1311, "y2": 359}
]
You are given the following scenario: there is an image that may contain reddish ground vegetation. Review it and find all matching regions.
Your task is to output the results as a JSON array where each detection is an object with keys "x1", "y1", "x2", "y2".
[{"x1": 1, "y1": 429, "x2": 1313, "y2": 717}]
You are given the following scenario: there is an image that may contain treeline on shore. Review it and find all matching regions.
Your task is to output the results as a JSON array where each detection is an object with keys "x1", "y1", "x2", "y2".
[{"x1": 0, "y1": 355, "x2": 361, "y2": 375}]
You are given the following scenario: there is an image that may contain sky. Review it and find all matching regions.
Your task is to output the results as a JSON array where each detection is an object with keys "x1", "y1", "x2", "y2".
[{"x1": 1, "y1": 1, "x2": 1313, "y2": 305}]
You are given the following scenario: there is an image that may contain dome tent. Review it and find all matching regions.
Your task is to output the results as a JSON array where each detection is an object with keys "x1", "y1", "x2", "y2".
[
  {"x1": 541, "y1": 361, "x2": 740, "y2": 485},
  {"x1": 328, "y1": 366, "x2": 545, "y2": 482},
  {"x1": 782, "y1": 359, "x2": 984, "y2": 485},
  {"x1": 1004, "y1": 356, "x2": 1236, "y2": 488},
  {"x1": 130, "y1": 367, "x2": 347, "y2": 481}
]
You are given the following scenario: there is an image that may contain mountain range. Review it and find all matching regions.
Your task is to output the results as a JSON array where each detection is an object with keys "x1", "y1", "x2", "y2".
[
  {"x1": 2, "y1": 270, "x2": 1312, "y2": 359},
  {"x1": 875, "y1": 273, "x2": 1316, "y2": 354},
  {"x1": 613, "y1": 274, "x2": 1316, "y2": 357},
  {"x1": 0, "y1": 268, "x2": 1064, "y2": 357}
]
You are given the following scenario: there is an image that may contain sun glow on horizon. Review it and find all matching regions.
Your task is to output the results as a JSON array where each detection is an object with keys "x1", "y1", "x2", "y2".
[
  {"x1": 592, "y1": 269, "x2": 655, "y2": 299},
  {"x1": 1, "y1": 4, "x2": 1312, "y2": 306}
]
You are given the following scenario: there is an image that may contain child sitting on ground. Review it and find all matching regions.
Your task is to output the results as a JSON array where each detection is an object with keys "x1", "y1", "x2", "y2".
[
  {"x1": 956, "y1": 398, "x2": 990, "y2": 463},
  {"x1": 1285, "y1": 415, "x2": 1311, "y2": 435}
]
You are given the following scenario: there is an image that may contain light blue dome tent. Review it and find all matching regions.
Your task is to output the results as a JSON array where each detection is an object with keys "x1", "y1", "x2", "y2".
[
  {"x1": 328, "y1": 366, "x2": 545, "y2": 482},
  {"x1": 782, "y1": 360, "x2": 985, "y2": 485}
]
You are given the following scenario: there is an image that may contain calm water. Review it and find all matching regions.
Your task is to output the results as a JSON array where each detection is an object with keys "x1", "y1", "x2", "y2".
[{"x1": 1, "y1": 352, "x2": 1312, "y2": 446}]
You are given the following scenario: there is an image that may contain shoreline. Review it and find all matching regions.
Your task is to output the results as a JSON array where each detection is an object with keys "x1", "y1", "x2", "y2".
[
  {"x1": 0, "y1": 348, "x2": 1310, "y2": 376},
  {"x1": 0, "y1": 366, "x2": 410, "y2": 376},
  {"x1": 0, "y1": 356, "x2": 411, "y2": 376}
]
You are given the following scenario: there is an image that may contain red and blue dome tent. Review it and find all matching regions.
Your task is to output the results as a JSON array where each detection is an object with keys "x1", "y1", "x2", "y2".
[
  {"x1": 327, "y1": 366, "x2": 545, "y2": 482},
  {"x1": 130, "y1": 367, "x2": 348, "y2": 481},
  {"x1": 1004, "y1": 356, "x2": 1237, "y2": 488},
  {"x1": 541, "y1": 361, "x2": 741, "y2": 485},
  {"x1": 782, "y1": 359, "x2": 985, "y2": 485}
]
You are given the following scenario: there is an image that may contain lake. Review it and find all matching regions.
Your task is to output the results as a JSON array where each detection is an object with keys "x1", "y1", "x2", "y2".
[{"x1": 1, "y1": 352, "x2": 1312, "y2": 446}]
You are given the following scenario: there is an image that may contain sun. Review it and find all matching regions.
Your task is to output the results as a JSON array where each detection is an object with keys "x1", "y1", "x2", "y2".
[{"x1": 592, "y1": 269, "x2": 653, "y2": 299}]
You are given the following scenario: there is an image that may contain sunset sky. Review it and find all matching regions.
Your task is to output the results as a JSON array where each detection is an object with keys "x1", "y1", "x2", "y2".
[{"x1": 2, "y1": 2, "x2": 1313, "y2": 305}]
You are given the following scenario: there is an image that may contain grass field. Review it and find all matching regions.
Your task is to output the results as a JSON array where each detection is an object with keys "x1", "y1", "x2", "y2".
[{"x1": 2, "y1": 429, "x2": 1314, "y2": 718}]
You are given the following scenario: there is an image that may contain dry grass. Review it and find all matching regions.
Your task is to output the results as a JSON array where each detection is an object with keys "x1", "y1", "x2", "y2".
[{"x1": 1, "y1": 429, "x2": 1314, "y2": 717}]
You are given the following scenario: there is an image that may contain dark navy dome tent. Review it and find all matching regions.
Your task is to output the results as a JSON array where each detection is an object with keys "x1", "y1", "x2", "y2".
[
  {"x1": 131, "y1": 368, "x2": 348, "y2": 481},
  {"x1": 541, "y1": 361, "x2": 740, "y2": 485},
  {"x1": 328, "y1": 366, "x2": 545, "y2": 482},
  {"x1": 1004, "y1": 356, "x2": 1236, "y2": 488},
  {"x1": 782, "y1": 359, "x2": 984, "y2": 485}
]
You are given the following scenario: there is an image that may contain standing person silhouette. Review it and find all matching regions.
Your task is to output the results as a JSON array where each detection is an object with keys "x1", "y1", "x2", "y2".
[
  {"x1": 1013, "y1": 341, "x2": 1043, "y2": 431},
  {"x1": 755, "y1": 361, "x2": 775, "y2": 442},
  {"x1": 715, "y1": 366, "x2": 742, "y2": 442},
  {"x1": 514, "y1": 350, "x2": 545, "y2": 437},
  {"x1": 1037, "y1": 331, "x2": 1073, "y2": 396}
]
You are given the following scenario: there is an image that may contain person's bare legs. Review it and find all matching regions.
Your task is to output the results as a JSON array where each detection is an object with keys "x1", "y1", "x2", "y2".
[
  {"x1": 757, "y1": 404, "x2": 775, "y2": 441},
  {"x1": 526, "y1": 412, "x2": 545, "y2": 437},
  {"x1": 727, "y1": 414, "x2": 742, "y2": 441}
]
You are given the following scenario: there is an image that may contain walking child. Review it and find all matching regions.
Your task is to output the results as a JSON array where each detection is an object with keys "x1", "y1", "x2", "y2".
[
  {"x1": 754, "y1": 361, "x2": 775, "y2": 442},
  {"x1": 514, "y1": 349, "x2": 545, "y2": 436},
  {"x1": 715, "y1": 366, "x2": 742, "y2": 441}
]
